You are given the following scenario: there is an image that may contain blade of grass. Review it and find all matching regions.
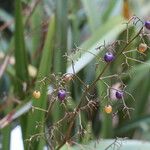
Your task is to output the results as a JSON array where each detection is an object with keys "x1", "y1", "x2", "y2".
[
  {"x1": 1, "y1": 107, "x2": 12, "y2": 150},
  {"x1": 14, "y1": 0, "x2": 29, "y2": 141},
  {"x1": 61, "y1": 139, "x2": 150, "y2": 150},
  {"x1": 14, "y1": 0, "x2": 29, "y2": 97},
  {"x1": 30, "y1": 1, "x2": 43, "y2": 65},
  {"x1": 54, "y1": 0, "x2": 68, "y2": 73},
  {"x1": 81, "y1": 0, "x2": 100, "y2": 33},
  {"x1": 127, "y1": 61, "x2": 150, "y2": 118},
  {"x1": 25, "y1": 15, "x2": 55, "y2": 150},
  {"x1": 52, "y1": 0, "x2": 68, "y2": 146},
  {"x1": 102, "y1": 0, "x2": 118, "y2": 22},
  {"x1": 2, "y1": 125, "x2": 11, "y2": 150},
  {"x1": 116, "y1": 115, "x2": 150, "y2": 135}
]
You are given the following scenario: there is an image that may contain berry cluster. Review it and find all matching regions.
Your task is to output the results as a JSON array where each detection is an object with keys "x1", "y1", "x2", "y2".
[
  {"x1": 32, "y1": 20, "x2": 150, "y2": 114},
  {"x1": 30, "y1": 18, "x2": 150, "y2": 149}
]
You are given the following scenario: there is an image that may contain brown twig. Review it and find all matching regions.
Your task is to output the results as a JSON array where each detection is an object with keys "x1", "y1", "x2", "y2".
[
  {"x1": 24, "y1": 0, "x2": 43, "y2": 26},
  {"x1": 0, "y1": 50, "x2": 13, "y2": 79},
  {"x1": 0, "y1": 20, "x2": 14, "y2": 32}
]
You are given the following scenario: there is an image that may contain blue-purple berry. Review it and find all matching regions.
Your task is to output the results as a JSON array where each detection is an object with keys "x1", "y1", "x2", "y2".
[
  {"x1": 116, "y1": 90, "x2": 123, "y2": 99},
  {"x1": 104, "y1": 52, "x2": 115, "y2": 62},
  {"x1": 145, "y1": 21, "x2": 150, "y2": 30},
  {"x1": 58, "y1": 89, "x2": 66, "y2": 101}
]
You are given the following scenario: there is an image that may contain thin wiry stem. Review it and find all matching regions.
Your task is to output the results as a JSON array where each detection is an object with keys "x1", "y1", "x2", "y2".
[{"x1": 56, "y1": 26, "x2": 143, "y2": 150}]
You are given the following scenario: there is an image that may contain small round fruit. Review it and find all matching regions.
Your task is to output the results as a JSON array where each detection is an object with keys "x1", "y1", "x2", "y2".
[
  {"x1": 145, "y1": 21, "x2": 150, "y2": 30},
  {"x1": 33, "y1": 90, "x2": 41, "y2": 99},
  {"x1": 138, "y1": 43, "x2": 147, "y2": 53},
  {"x1": 104, "y1": 52, "x2": 115, "y2": 62},
  {"x1": 62, "y1": 73, "x2": 73, "y2": 82},
  {"x1": 58, "y1": 89, "x2": 66, "y2": 101},
  {"x1": 116, "y1": 90, "x2": 123, "y2": 99},
  {"x1": 104, "y1": 105, "x2": 112, "y2": 114}
]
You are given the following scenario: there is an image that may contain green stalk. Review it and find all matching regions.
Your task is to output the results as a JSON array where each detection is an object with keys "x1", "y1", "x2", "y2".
[
  {"x1": 2, "y1": 125, "x2": 11, "y2": 150},
  {"x1": 25, "y1": 15, "x2": 55, "y2": 150},
  {"x1": 1, "y1": 107, "x2": 12, "y2": 150},
  {"x1": 14, "y1": 0, "x2": 29, "y2": 96},
  {"x1": 52, "y1": 0, "x2": 68, "y2": 146},
  {"x1": 54, "y1": 0, "x2": 68, "y2": 73},
  {"x1": 14, "y1": 0, "x2": 29, "y2": 141}
]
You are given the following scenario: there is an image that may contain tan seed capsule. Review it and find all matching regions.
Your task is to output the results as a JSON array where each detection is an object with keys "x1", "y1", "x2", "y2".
[
  {"x1": 33, "y1": 90, "x2": 41, "y2": 99},
  {"x1": 62, "y1": 73, "x2": 73, "y2": 82},
  {"x1": 138, "y1": 43, "x2": 147, "y2": 53},
  {"x1": 104, "y1": 105, "x2": 112, "y2": 114}
]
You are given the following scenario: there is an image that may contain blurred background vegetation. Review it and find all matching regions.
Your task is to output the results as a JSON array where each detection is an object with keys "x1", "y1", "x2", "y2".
[{"x1": 0, "y1": 0, "x2": 150, "y2": 149}]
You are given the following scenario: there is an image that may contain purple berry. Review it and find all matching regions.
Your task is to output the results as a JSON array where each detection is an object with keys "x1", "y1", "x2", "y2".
[
  {"x1": 104, "y1": 52, "x2": 115, "y2": 62},
  {"x1": 58, "y1": 89, "x2": 66, "y2": 101},
  {"x1": 116, "y1": 90, "x2": 123, "y2": 99},
  {"x1": 145, "y1": 21, "x2": 150, "y2": 30}
]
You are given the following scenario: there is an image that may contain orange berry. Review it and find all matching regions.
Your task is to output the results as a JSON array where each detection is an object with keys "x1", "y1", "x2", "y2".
[
  {"x1": 32, "y1": 90, "x2": 41, "y2": 99},
  {"x1": 138, "y1": 43, "x2": 147, "y2": 53},
  {"x1": 104, "y1": 105, "x2": 112, "y2": 114}
]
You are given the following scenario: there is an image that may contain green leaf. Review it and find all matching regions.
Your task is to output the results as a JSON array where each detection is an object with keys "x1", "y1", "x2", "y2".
[
  {"x1": 14, "y1": 0, "x2": 29, "y2": 98},
  {"x1": 102, "y1": 0, "x2": 119, "y2": 22},
  {"x1": 127, "y1": 61, "x2": 150, "y2": 117},
  {"x1": 14, "y1": 0, "x2": 29, "y2": 141},
  {"x1": 116, "y1": 115, "x2": 150, "y2": 135},
  {"x1": 61, "y1": 139, "x2": 150, "y2": 150},
  {"x1": 81, "y1": 0, "x2": 100, "y2": 32},
  {"x1": 25, "y1": 15, "x2": 55, "y2": 150},
  {"x1": 54, "y1": 0, "x2": 68, "y2": 73},
  {"x1": 1, "y1": 108, "x2": 12, "y2": 150},
  {"x1": 67, "y1": 16, "x2": 125, "y2": 74},
  {"x1": 128, "y1": 60, "x2": 150, "y2": 92},
  {"x1": 51, "y1": 0, "x2": 69, "y2": 146}
]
